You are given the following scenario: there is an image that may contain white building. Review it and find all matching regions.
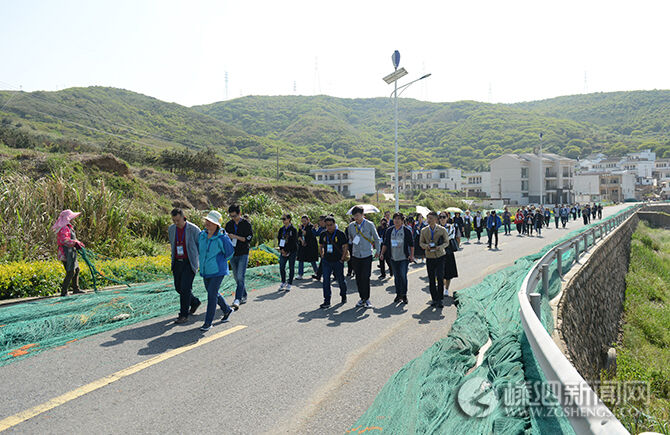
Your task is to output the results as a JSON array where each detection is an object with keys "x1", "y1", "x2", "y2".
[
  {"x1": 310, "y1": 167, "x2": 375, "y2": 199},
  {"x1": 574, "y1": 171, "x2": 636, "y2": 203},
  {"x1": 490, "y1": 153, "x2": 576, "y2": 205},
  {"x1": 627, "y1": 149, "x2": 656, "y2": 162},
  {"x1": 600, "y1": 171, "x2": 636, "y2": 202},
  {"x1": 388, "y1": 168, "x2": 462, "y2": 191},
  {"x1": 653, "y1": 159, "x2": 670, "y2": 180},
  {"x1": 578, "y1": 153, "x2": 607, "y2": 172},
  {"x1": 573, "y1": 173, "x2": 601, "y2": 203},
  {"x1": 462, "y1": 172, "x2": 491, "y2": 197}
]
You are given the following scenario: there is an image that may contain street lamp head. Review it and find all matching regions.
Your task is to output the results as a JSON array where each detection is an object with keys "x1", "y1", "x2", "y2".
[
  {"x1": 392, "y1": 50, "x2": 400, "y2": 69},
  {"x1": 419, "y1": 73, "x2": 432, "y2": 80}
]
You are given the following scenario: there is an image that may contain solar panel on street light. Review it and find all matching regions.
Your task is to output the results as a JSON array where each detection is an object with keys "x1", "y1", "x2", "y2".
[{"x1": 383, "y1": 67, "x2": 408, "y2": 84}]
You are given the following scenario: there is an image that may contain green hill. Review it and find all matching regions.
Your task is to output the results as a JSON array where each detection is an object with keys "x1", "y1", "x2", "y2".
[
  {"x1": 2, "y1": 86, "x2": 670, "y2": 183},
  {"x1": 195, "y1": 91, "x2": 670, "y2": 173}
]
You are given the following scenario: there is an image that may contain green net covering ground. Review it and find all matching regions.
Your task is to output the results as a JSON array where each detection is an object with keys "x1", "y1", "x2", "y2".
[
  {"x1": 351, "y1": 206, "x2": 636, "y2": 435},
  {"x1": 0, "y1": 244, "x2": 298, "y2": 367}
]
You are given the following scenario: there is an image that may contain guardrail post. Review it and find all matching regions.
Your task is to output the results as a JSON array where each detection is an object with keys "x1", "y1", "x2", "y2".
[
  {"x1": 556, "y1": 247, "x2": 563, "y2": 276},
  {"x1": 583, "y1": 233, "x2": 589, "y2": 252},
  {"x1": 541, "y1": 264, "x2": 549, "y2": 297},
  {"x1": 574, "y1": 240, "x2": 579, "y2": 261},
  {"x1": 529, "y1": 292, "x2": 542, "y2": 318}
]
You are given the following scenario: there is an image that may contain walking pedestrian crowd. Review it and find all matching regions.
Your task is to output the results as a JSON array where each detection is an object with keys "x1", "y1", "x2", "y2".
[{"x1": 53, "y1": 201, "x2": 605, "y2": 332}]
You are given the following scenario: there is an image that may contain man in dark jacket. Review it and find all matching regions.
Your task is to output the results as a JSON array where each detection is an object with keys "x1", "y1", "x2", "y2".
[
  {"x1": 277, "y1": 214, "x2": 299, "y2": 291},
  {"x1": 297, "y1": 215, "x2": 319, "y2": 280},
  {"x1": 380, "y1": 212, "x2": 415, "y2": 304},
  {"x1": 168, "y1": 208, "x2": 202, "y2": 324},
  {"x1": 486, "y1": 211, "x2": 502, "y2": 249},
  {"x1": 318, "y1": 216, "x2": 349, "y2": 309},
  {"x1": 473, "y1": 211, "x2": 485, "y2": 243},
  {"x1": 225, "y1": 204, "x2": 253, "y2": 310},
  {"x1": 311, "y1": 215, "x2": 326, "y2": 280}
]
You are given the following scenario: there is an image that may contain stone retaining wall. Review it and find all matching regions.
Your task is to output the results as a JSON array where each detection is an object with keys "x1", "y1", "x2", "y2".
[
  {"x1": 637, "y1": 211, "x2": 670, "y2": 228},
  {"x1": 555, "y1": 213, "x2": 639, "y2": 383}
]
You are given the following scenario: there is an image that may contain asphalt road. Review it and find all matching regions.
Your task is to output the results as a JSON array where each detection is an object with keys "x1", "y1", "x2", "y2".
[{"x1": 0, "y1": 204, "x2": 631, "y2": 434}]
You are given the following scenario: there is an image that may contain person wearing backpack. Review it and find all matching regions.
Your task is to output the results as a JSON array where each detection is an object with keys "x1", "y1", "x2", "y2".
[{"x1": 198, "y1": 210, "x2": 235, "y2": 332}]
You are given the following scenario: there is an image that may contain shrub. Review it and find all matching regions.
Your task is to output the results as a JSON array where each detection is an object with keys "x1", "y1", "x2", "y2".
[
  {"x1": 247, "y1": 249, "x2": 278, "y2": 268},
  {"x1": 0, "y1": 255, "x2": 171, "y2": 299},
  {"x1": 239, "y1": 193, "x2": 282, "y2": 216},
  {"x1": 0, "y1": 249, "x2": 280, "y2": 299}
]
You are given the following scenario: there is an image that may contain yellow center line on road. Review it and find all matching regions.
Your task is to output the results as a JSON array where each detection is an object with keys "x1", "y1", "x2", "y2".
[{"x1": 0, "y1": 325, "x2": 247, "y2": 432}]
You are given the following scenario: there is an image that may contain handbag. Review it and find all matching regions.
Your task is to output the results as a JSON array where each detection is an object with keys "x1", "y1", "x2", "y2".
[{"x1": 449, "y1": 238, "x2": 459, "y2": 253}]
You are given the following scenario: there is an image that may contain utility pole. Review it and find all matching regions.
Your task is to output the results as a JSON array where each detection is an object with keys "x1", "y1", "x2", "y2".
[{"x1": 276, "y1": 144, "x2": 279, "y2": 180}]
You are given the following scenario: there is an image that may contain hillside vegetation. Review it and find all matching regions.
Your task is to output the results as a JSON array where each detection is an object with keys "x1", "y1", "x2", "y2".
[
  {"x1": 2, "y1": 87, "x2": 670, "y2": 183},
  {"x1": 605, "y1": 222, "x2": 670, "y2": 433},
  {"x1": 2, "y1": 86, "x2": 670, "y2": 263},
  {"x1": 196, "y1": 90, "x2": 670, "y2": 174}
]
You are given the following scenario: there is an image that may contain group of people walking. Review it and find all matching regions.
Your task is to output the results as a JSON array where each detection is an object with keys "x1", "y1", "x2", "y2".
[{"x1": 52, "y1": 200, "x2": 605, "y2": 332}]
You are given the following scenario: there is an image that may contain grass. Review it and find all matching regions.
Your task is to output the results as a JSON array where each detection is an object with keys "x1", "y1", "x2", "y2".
[{"x1": 601, "y1": 221, "x2": 670, "y2": 433}]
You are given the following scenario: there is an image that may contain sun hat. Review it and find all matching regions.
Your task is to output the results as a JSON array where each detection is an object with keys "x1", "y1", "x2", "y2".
[
  {"x1": 51, "y1": 209, "x2": 81, "y2": 233},
  {"x1": 204, "y1": 210, "x2": 222, "y2": 226}
]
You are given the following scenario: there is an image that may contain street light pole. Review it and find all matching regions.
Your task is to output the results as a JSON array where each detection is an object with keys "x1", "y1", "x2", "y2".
[
  {"x1": 539, "y1": 132, "x2": 544, "y2": 206},
  {"x1": 383, "y1": 51, "x2": 431, "y2": 212},
  {"x1": 394, "y1": 75, "x2": 399, "y2": 212}
]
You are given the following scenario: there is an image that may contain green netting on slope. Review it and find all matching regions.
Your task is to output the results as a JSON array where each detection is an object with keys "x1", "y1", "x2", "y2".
[
  {"x1": 351, "y1": 207, "x2": 636, "y2": 435},
  {"x1": 0, "y1": 257, "x2": 312, "y2": 367}
]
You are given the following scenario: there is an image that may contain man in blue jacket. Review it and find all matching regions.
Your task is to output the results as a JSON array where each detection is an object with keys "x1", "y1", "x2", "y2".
[
  {"x1": 168, "y1": 208, "x2": 202, "y2": 324},
  {"x1": 379, "y1": 212, "x2": 415, "y2": 305},
  {"x1": 486, "y1": 210, "x2": 502, "y2": 249}
]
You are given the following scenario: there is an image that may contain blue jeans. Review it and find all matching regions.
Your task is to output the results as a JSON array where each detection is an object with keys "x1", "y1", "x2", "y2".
[
  {"x1": 322, "y1": 260, "x2": 347, "y2": 304},
  {"x1": 203, "y1": 276, "x2": 231, "y2": 327},
  {"x1": 390, "y1": 259, "x2": 409, "y2": 297},
  {"x1": 279, "y1": 252, "x2": 296, "y2": 284},
  {"x1": 229, "y1": 255, "x2": 248, "y2": 301},
  {"x1": 298, "y1": 261, "x2": 318, "y2": 276}
]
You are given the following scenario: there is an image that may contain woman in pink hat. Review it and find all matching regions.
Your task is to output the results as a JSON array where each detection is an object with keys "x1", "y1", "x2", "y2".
[{"x1": 52, "y1": 209, "x2": 85, "y2": 296}]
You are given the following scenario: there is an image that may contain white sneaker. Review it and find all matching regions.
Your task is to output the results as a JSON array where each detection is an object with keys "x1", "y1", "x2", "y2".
[
  {"x1": 278, "y1": 283, "x2": 286, "y2": 291},
  {"x1": 355, "y1": 299, "x2": 365, "y2": 307},
  {"x1": 285, "y1": 284, "x2": 291, "y2": 292},
  {"x1": 296, "y1": 275, "x2": 303, "y2": 280},
  {"x1": 443, "y1": 290, "x2": 450, "y2": 297},
  {"x1": 365, "y1": 300, "x2": 372, "y2": 308},
  {"x1": 232, "y1": 299, "x2": 240, "y2": 310}
]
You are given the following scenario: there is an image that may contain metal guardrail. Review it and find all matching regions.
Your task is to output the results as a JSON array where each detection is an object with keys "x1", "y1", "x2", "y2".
[{"x1": 517, "y1": 205, "x2": 641, "y2": 435}]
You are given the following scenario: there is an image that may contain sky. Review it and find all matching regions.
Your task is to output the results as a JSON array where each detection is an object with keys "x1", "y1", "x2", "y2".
[{"x1": 1, "y1": 0, "x2": 670, "y2": 107}]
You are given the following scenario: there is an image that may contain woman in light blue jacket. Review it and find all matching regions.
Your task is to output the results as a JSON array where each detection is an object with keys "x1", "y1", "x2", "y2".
[{"x1": 198, "y1": 210, "x2": 235, "y2": 331}]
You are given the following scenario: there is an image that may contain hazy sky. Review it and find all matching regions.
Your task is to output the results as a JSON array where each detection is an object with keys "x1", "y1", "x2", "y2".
[{"x1": 2, "y1": 0, "x2": 669, "y2": 106}]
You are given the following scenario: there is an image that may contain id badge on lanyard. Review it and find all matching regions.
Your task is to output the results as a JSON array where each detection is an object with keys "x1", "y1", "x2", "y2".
[
  {"x1": 279, "y1": 239, "x2": 286, "y2": 248},
  {"x1": 327, "y1": 244, "x2": 333, "y2": 253},
  {"x1": 391, "y1": 239, "x2": 399, "y2": 248},
  {"x1": 176, "y1": 245, "x2": 184, "y2": 256},
  {"x1": 231, "y1": 238, "x2": 237, "y2": 247},
  {"x1": 352, "y1": 235, "x2": 361, "y2": 245}
]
